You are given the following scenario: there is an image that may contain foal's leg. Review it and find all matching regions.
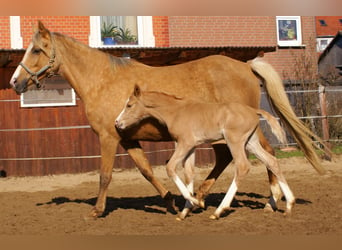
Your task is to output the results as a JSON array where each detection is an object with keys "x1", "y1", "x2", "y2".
[
  {"x1": 196, "y1": 131, "x2": 281, "y2": 211},
  {"x1": 210, "y1": 141, "x2": 251, "y2": 219},
  {"x1": 258, "y1": 129, "x2": 283, "y2": 212},
  {"x1": 120, "y1": 140, "x2": 177, "y2": 214},
  {"x1": 247, "y1": 134, "x2": 295, "y2": 215},
  {"x1": 166, "y1": 143, "x2": 200, "y2": 208},
  {"x1": 90, "y1": 133, "x2": 119, "y2": 218},
  {"x1": 196, "y1": 142, "x2": 233, "y2": 205},
  {"x1": 179, "y1": 151, "x2": 196, "y2": 220}
]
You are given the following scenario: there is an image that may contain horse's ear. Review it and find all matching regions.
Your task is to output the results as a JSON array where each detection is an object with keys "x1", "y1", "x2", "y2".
[
  {"x1": 134, "y1": 84, "x2": 141, "y2": 97},
  {"x1": 36, "y1": 20, "x2": 51, "y2": 41}
]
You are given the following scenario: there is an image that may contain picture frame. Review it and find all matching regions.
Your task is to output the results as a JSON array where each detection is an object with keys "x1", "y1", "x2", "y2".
[{"x1": 276, "y1": 16, "x2": 302, "y2": 47}]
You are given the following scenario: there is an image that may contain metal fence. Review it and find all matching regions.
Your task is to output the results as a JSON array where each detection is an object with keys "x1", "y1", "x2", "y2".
[{"x1": 0, "y1": 86, "x2": 341, "y2": 176}]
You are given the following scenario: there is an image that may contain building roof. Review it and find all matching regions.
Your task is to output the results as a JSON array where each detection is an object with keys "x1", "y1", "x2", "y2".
[
  {"x1": 318, "y1": 31, "x2": 342, "y2": 64},
  {"x1": 0, "y1": 46, "x2": 276, "y2": 68},
  {"x1": 316, "y1": 16, "x2": 342, "y2": 37}
]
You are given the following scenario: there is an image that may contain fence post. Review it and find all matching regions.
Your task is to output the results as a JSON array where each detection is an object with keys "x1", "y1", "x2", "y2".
[{"x1": 318, "y1": 85, "x2": 332, "y2": 159}]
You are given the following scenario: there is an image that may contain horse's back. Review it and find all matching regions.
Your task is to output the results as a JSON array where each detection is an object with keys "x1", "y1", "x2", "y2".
[{"x1": 137, "y1": 55, "x2": 260, "y2": 106}]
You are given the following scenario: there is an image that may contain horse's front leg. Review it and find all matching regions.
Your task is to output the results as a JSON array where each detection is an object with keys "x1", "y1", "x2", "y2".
[
  {"x1": 196, "y1": 142, "x2": 233, "y2": 206},
  {"x1": 89, "y1": 133, "x2": 119, "y2": 218},
  {"x1": 121, "y1": 140, "x2": 177, "y2": 214}
]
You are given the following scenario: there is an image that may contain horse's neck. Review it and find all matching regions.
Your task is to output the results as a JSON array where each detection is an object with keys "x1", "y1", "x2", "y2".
[
  {"x1": 144, "y1": 95, "x2": 184, "y2": 126},
  {"x1": 54, "y1": 35, "x2": 111, "y2": 100}
]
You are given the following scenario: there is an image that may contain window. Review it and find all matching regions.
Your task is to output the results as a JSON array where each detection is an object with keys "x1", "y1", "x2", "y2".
[
  {"x1": 276, "y1": 16, "x2": 302, "y2": 47},
  {"x1": 100, "y1": 16, "x2": 138, "y2": 45},
  {"x1": 10, "y1": 16, "x2": 23, "y2": 49},
  {"x1": 20, "y1": 75, "x2": 76, "y2": 108},
  {"x1": 89, "y1": 16, "x2": 155, "y2": 47},
  {"x1": 319, "y1": 19, "x2": 327, "y2": 26},
  {"x1": 316, "y1": 37, "x2": 333, "y2": 52}
]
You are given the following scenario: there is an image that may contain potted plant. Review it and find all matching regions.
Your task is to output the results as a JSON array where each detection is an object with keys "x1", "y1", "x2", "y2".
[
  {"x1": 101, "y1": 22, "x2": 118, "y2": 45},
  {"x1": 115, "y1": 27, "x2": 138, "y2": 45}
]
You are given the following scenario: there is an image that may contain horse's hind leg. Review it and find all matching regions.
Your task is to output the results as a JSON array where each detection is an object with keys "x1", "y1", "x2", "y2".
[
  {"x1": 257, "y1": 129, "x2": 283, "y2": 212},
  {"x1": 90, "y1": 134, "x2": 119, "y2": 218},
  {"x1": 196, "y1": 142, "x2": 233, "y2": 206},
  {"x1": 121, "y1": 140, "x2": 177, "y2": 214},
  {"x1": 247, "y1": 133, "x2": 295, "y2": 215}
]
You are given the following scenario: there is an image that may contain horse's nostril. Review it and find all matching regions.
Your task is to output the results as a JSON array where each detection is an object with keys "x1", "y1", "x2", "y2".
[{"x1": 10, "y1": 78, "x2": 17, "y2": 87}]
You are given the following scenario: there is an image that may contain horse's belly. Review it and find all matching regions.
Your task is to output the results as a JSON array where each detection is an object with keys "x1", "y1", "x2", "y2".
[{"x1": 118, "y1": 118, "x2": 173, "y2": 141}]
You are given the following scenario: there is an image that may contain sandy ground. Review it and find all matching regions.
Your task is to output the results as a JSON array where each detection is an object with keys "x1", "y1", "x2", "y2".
[{"x1": 0, "y1": 154, "x2": 341, "y2": 236}]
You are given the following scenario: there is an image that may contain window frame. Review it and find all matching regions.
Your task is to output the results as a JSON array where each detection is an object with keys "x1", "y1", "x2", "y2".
[
  {"x1": 316, "y1": 37, "x2": 334, "y2": 52},
  {"x1": 88, "y1": 16, "x2": 155, "y2": 47},
  {"x1": 20, "y1": 76, "x2": 77, "y2": 108},
  {"x1": 276, "y1": 16, "x2": 303, "y2": 47},
  {"x1": 10, "y1": 16, "x2": 23, "y2": 49}
]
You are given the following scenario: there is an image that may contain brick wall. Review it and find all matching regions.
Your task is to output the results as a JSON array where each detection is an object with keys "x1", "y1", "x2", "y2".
[
  {"x1": 0, "y1": 16, "x2": 11, "y2": 48},
  {"x1": 20, "y1": 16, "x2": 90, "y2": 47},
  {"x1": 264, "y1": 16, "x2": 318, "y2": 80},
  {"x1": 153, "y1": 16, "x2": 169, "y2": 47},
  {"x1": 167, "y1": 16, "x2": 318, "y2": 78},
  {"x1": 168, "y1": 16, "x2": 276, "y2": 47},
  {"x1": 1, "y1": 16, "x2": 318, "y2": 80}
]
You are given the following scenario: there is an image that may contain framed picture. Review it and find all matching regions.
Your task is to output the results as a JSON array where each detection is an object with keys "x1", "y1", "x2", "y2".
[{"x1": 276, "y1": 16, "x2": 302, "y2": 47}]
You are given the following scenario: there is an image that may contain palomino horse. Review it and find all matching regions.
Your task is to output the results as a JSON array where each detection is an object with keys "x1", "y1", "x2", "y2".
[
  {"x1": 115, "y1": 85, "x2": 295, "y2": 219},
  {"x1": 10, "y1": 21, "x2": 325, "y2": 218}
]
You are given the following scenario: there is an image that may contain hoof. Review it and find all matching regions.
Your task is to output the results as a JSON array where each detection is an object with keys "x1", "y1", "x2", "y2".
[
  {"x1": 284, "y1": 210, "x2": 292, "y2": 217},
  {"x1": 164, "y1": 191, "x2": 178, "y2": 215},
  {"x1": 176, "y1": 216, "x2": 184, "y2": 221},
  {"x1": 263, "y1": 203, "x2": 275, "y2": 213},
  {"x1": 198, "y1": 199, "x2": 205, "y2": 209},
  {"x1": 209, "y1": 214, "x2": 219, "y2": 220},
  {"x1": 84, "y1": 208, "x2": 103, "y2": 221}
]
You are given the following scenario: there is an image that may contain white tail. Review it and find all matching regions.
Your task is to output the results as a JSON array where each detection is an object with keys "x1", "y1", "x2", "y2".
[{"x1": 250, "y1": 57, "x2": 328, "y2": 174}]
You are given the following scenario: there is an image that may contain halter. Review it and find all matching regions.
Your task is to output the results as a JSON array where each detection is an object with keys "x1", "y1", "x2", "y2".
[{"x1": 19, "y1": 46, "x2": 56, "y2": 89}]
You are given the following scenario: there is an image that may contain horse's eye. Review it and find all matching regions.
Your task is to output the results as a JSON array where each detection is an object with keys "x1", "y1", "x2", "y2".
[
  {"x1": 32, "y1": 48, "x2": 41, "y2": 54},
  {"x1": 126, "y1": 104, "x2": 132, "y2": 108}
]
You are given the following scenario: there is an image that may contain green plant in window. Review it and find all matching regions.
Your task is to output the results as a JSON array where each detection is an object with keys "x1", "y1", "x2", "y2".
[
  {"x1": 115, "y1": 27, "x2": 138, "y2": 44},
  {"x1": 101, "y1": 22, "x2": 118, "y2": 39}
]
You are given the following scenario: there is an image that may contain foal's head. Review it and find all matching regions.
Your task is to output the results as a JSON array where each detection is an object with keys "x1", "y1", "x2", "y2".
[
  {"x1": 115, "y1": 84, "x2": 149, "y2": 130},
  {"x1": 115, "y1": 84, "x2": 183, "y2": 131}
]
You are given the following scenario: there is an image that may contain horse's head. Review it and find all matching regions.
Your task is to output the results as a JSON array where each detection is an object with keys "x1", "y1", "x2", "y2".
[
  {"x1": 10, "y1": 20, "x2": 58, "y2": 94},
  {"x1": 115, "y1": 84, "x2": 150, "y2": 131}
]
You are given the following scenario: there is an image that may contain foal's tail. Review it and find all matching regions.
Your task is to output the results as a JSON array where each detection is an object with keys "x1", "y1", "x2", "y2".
[
  {"x1": 257, "y1": 109, "x2": 287, "y2": 145},
  {"x1": 249, "y1": 57, "x2": 329, "y2": 175}
]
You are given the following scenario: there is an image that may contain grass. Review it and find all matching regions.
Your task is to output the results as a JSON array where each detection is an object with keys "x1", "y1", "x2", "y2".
[{"x1": 249, "y1": 144, "x2": 342, "y2": 159}]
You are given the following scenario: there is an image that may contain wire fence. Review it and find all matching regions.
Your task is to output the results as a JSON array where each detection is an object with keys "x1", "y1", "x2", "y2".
[{"x1": 0, "y1": 87, "x2": 341, "y2": 162}]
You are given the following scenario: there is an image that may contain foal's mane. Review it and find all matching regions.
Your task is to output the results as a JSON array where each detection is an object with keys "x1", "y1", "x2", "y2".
[{"x1": 141, "y1": 90, "x2": 184, "y2": 108}]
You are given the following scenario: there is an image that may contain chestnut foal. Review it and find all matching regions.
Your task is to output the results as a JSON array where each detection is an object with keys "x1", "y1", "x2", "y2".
[{"x1": 115, "y1": 85, "x2": 295, "y2": 220}]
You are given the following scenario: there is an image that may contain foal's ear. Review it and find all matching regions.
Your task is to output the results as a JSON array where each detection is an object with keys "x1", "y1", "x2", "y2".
[{"x1": 133, "y1": 84, "x2": 141, "y2": 97}]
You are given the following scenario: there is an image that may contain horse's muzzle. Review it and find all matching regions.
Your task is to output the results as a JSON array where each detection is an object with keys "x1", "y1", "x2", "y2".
[
  {"x1": 115, "y1": 119, "x2": 125, "y2": 131},
  {"x1": 10, "y1": 77, "x2": 28, "y2": 94}
]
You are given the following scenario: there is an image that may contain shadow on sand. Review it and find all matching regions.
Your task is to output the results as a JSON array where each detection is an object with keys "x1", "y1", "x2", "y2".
[{"x1": 36, "y1": 191, "x2": 311, "y2": 218}]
